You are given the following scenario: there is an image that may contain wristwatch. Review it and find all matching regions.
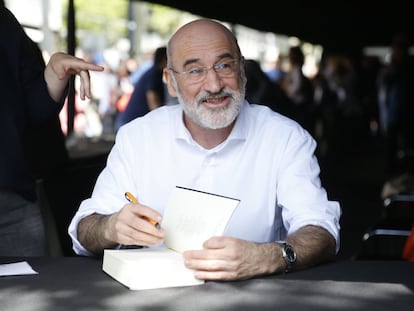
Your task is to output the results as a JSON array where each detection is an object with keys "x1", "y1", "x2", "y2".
[{"x1": 276, "y1": 241, "x2": 297, "y2": 273}]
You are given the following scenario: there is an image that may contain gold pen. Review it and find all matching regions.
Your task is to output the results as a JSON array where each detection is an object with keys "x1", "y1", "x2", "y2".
[{"x1": 124, "y1": 192, "x2": 160, "y2": 229}]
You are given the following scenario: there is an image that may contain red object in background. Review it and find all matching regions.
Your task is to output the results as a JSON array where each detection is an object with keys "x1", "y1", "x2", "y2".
[
  {"x1": 402, "y1": 224, "x2": 414, "y2": 261},
  {"x1": 116, "y1": 92, "x2": 131, "y2": 112}
]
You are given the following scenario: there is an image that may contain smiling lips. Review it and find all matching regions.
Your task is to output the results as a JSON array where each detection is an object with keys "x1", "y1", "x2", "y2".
[{"x1": 203, "y1": 95, "x2": 230, "y2": 108}]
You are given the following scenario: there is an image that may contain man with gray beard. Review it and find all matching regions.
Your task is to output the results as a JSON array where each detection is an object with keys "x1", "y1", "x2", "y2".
[{"x1": 69, "y1": 19, "x2": 341, "y2": 280}]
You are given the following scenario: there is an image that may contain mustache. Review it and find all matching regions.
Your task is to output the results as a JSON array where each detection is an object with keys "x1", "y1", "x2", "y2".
[{"x1": 196, "y1": 89, "x2": 235, "y2": 102}]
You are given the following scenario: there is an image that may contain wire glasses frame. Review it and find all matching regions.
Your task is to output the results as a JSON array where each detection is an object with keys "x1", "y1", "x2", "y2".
[{"x1": 168, "y1": 59, "x2": 240, "y2": 84}]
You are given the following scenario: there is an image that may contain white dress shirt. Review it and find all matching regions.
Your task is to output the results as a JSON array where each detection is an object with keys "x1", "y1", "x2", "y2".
[{"x1": 69, "y1": 101, "x2": 341, "y2": 256}]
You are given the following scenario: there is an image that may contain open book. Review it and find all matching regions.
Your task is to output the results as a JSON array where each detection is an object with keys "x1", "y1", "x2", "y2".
[{"x1": 102, "y1": 186, "x2": 239, "y2": 290}]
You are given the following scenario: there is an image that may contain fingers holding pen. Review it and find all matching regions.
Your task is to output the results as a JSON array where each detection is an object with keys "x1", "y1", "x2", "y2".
[
  {"x1": 127, "y1": 201, "x2": 163, "y2": 234},
  {"x1": 115, "y1": 201, "x2": 164, "y2": 246},
  {"x1": 124, "y1": 192, "x2": 161, "y2": 228}
]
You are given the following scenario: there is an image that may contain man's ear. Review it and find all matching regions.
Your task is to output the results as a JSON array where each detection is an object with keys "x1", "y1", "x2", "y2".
[{"x1": 163, "y1": 68, "x2": 178, "y2": 97}]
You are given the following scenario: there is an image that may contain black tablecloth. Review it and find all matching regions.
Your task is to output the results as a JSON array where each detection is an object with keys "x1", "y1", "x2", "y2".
[{"x1": 1, "y1": 257, "x2": 413, "y2": 311}]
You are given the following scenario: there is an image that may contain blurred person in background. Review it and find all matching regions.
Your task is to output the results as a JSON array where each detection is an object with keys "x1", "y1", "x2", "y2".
[
  {"x1": 114, "y1": 46, "x2": 167, "y2": 131},
  {"x1": 377, "y1": 32, "x2": 414, "y2": 176},
  {"x1": 265, "y1": 54, "x2": 286, "y2": 86},
  {"x1": 282, "y1": 46, "x2": 315, "y2": 135},
  {"x1": 244, "y1": 59, "x2": 292, "y2": 116}
]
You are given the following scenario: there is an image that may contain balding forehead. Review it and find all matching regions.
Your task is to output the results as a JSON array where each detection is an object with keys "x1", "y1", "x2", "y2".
[
  {"x1": 168, "y1": 19, "x2": 240, "y2": 63},
  {"x1": 175, "y1": 19, "x2": 232, "y2": 37}
]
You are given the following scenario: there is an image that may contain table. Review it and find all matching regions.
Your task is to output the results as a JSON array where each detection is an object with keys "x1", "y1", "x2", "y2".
[{"x1": 1, "y1": 257, "x2": 413, "y2": 311}]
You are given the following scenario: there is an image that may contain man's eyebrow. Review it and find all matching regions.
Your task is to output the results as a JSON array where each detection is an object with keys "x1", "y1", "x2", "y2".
[
  {"x1": 181, "y1": 53, "x2": 236, "y2": 68},
  {"x1": 216, "y1": 52, "x2": 235, "y2": 60},
  {"x1": 182, "y1": 58, "x2": 200, "y2": 68}
]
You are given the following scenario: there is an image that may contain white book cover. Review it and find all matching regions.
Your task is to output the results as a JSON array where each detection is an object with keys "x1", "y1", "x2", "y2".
[{"x1": 103, "y1": 186, "x2": 239, "y2": 290}]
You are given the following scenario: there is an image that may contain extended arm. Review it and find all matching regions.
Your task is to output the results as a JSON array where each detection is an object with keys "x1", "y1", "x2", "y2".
[{"x1": 183, "y1": 225, "x2": 336, "y2": 280}]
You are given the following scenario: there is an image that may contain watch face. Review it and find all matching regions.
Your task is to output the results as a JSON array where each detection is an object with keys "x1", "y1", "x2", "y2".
[{"x1": 285, "y1": 244, "x2": 296, "y2": 263}]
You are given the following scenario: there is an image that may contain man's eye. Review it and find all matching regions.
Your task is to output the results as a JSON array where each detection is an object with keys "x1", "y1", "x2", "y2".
[
  {"x1": 215, "y1": 63, "x2": 228, "y2": 70},
  {"x1": 188, "y1": 68, "x2": 204, "y2": 75}
]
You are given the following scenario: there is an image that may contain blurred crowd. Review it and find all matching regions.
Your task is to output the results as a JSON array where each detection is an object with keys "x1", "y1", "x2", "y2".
[{"x1": 253, "y1": 37, "x2": 414, "y2": 182}]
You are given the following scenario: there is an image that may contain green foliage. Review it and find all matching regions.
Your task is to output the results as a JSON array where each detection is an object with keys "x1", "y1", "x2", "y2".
[
  {"x1": 61, "y1": 1, "x2": 189, "y2": 52},
  {"x1": 63, "y1": 0, "x2": 129, "y2": 45},
  {"x1": 148, "y1": 4, "x2": 186, "y2": 36}
]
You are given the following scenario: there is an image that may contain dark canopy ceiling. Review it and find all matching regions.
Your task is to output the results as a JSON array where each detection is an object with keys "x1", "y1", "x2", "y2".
[{"x1": 143, "y1": 0, "x2": 413, "y2": 54}]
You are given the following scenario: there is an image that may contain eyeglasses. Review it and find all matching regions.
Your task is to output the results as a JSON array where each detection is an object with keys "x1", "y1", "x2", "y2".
[{"x1": 168, "y1": 59, "x2": 239, "y2": 84}]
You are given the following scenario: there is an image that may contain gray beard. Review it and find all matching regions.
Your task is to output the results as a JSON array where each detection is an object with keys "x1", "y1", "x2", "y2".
[{"x1": 178, "y1": 87, "x2": 245, "y2": 129}]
